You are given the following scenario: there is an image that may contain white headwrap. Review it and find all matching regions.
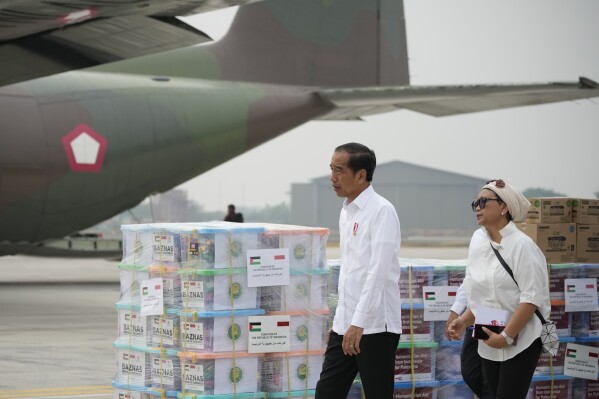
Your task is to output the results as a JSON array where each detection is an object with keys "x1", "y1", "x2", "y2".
[{"x1": 482, "y1": 179, "x2": 530, "y2": 222}]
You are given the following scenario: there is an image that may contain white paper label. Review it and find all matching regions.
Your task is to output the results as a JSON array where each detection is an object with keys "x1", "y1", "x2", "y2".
[
  {"x1": 182, "y1": 281, "x2": 205, "y2": 308},
  {"x1": 565, "y1": 278, "x2": 599, "y2": 312},
  {"x1": 247, "y1": 248, "x2": 290, "y2": 288},
  {"x1": 120, "y1": 311, "x2": 145, "y2": 338},
  {"x1": 564, "y1": 343, "x2": 599, "y2": 380},
  {"x1": 422, "y1": 286, "x2": 458, "y2": 321},
  {"x1": 152, "y1": 234, "x2": 175, "y2": 262},
  {"x1": 248, "y1": 315, "x2": 291, "y2": 353},
  {"x1": 183, "y1": 322, "x2": 204, "y2": 349},
  {"x1": 184, "y1": 364, "x2": 205, "y2": 391},
  {"x1": 152, "y1": 358, "x2": 174, "y2": 386},
  {"x1": 152, "y1": 317, "x2": 174, "y2": 346},
  {"x1": 140, "y1": 278, "x2": 164, "y2": 316},
  {"x1": 119, "y1": 352, "x2": 145, "y2": 378}
]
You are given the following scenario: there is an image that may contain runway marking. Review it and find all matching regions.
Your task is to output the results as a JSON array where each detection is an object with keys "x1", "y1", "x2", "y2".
[{"x1": 0, "y1": 386, "x2": 112, "y2": 399}]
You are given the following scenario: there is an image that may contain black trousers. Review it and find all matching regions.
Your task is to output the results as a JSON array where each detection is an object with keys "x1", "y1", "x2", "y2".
[
  {"x1": 315, "y1": 331, "x2": 400, "y2": 399},
  {"x1": 481, "y1": 338, "x2": 542, "y2": 399},
  {"x1": 461, "y1": 328, "x2": 493, "y2": 399}
]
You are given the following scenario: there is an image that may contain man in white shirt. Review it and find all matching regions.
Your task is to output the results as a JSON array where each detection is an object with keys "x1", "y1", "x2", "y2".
[{"x1": 315, "y1": 143, "x2": 402, "y2": 399}]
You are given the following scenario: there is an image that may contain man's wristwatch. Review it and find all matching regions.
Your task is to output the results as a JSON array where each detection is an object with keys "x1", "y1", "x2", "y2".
[{"x1": 500, "y1": 331, "x2": 514, "y2": 345}]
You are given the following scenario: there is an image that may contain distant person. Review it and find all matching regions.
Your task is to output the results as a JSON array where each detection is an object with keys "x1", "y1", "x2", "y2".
[
  {"x1": 315, "y1": 143, "x2": 402, "y2": 399},
  {"x1": 448, "y1": 179, "x2": 550, "y2": 399},
  {"x1": 224, "y1": 204, "x2": 243, "y2": 223}
]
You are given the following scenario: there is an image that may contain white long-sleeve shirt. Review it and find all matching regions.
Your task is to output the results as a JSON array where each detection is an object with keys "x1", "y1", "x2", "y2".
[
  {"x1": 451, "y1": 229, "x2": 487, "y2": 316},
  {"x1": 332, "y1": 185, "x2": 402, "y2": 335},
  {"x1": 464, "y1": 222, "x2": 550, "y2": 361}
]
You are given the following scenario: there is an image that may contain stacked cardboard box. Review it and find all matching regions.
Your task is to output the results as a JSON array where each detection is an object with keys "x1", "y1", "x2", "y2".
[
  {"x1": 518, "y1": 197, "x2": 576, "y2": 264},
  {"x1": 574, "y1": 199, "x2": 599, "y2": 264},
  {"x1": 517, "y1": 197, "x2": 599, "y2": 264}
]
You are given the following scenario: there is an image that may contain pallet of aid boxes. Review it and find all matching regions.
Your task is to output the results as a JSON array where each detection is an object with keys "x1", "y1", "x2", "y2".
[
  {"x1": 113, "y1": 222, "x2": 330, "y2": 399},
  {"x1": 255, "y1": 224, "x2": 330, "y2": 398},
  {"x1": 115, "y1": 223, "x2": 265, "y2": 398},
  {"x1": 518, "y1": 198, "x2": 599, "y2": 396},
  {"x1": 361, "y1": 260, "x2": 468, "y2": 398}
]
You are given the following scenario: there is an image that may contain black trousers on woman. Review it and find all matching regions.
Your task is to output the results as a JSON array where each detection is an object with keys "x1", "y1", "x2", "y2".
[
  {"x1": 481, "y1": 338, "x2": 542, "y2": 399},
  {"x1": 461, "y1": 328, "x2": 493, "y2": 399},
  {"x1": 315, "y1": 331, "x2": 400, "y2": 399}
]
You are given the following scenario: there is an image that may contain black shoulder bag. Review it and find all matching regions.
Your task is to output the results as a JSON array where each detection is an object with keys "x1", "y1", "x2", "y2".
[{"x1": 490, "y1": 244, "x2": 559, "y2": 356}]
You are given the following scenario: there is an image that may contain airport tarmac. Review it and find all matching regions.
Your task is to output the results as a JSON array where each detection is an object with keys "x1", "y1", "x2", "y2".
[{"x1": 0, "y1": 246, "x2": 468, "y2": 399}]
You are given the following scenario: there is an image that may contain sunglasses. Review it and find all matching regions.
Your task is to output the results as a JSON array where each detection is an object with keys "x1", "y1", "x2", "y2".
[{"x1": 471, "y1": 197, "x2": 501, "y2": 212}]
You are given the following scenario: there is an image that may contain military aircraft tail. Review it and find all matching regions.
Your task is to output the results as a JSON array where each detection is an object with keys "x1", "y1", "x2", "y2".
[{"x1": 209, "y1": 0, "x2": 410, "y2": 87}]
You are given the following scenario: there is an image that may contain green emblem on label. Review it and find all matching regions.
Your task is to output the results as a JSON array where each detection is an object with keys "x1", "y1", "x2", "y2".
[
  {"x1": 295, "y1": 283, "x2": 309, "y2": 298},
  {"x1": 296, "y1": 325, "x2": 309, "y2": 341},
  {"x1": 296, "y1": 363, "x2": 307, "y2": 381},
  {"x1": 573, "y1": 199, "x2": 579, "y2": 207},
  {"x1": 567, "y1": 199, "x2": 572, "y2": 207},
  {"x1": 229, "y1": 282, "x2": 242, "y2": 300},
  {"x1": 293, "y1": 244, "x2": 306, "y2": 260},
  {"x1": 230, "y1": 240, "x2": 242, "y2": 258},
  {"x1": 228, "y1": 323, "x2": 241, "y2": 341},
  {"x1": 534, "y1": 200, "x2": 540, "y2": 207},
  {"x1": 230, "y1": 366, "x2": 243, "y2": 383}
]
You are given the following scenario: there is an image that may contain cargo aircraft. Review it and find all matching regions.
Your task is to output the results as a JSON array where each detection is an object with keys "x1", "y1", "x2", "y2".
[{"x1": 0, "y1": 0, "x2": 597, "y2": 255}]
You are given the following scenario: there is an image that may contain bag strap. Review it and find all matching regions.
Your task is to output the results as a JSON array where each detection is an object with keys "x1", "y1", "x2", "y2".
[{"x1": 490, "y1": 243, "x2": 547, "y2": 324}]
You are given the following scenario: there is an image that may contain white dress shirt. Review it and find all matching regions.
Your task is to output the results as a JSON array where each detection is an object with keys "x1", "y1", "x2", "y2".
[
  {"x1": 332, "y1": 185, "x2": 402, "y2": 335},
  {"x1": 464, "y1": 222, "x2": 550, "y2": 361}
]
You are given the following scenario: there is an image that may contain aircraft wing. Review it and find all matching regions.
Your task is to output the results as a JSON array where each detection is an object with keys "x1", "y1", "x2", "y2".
[
  {"x1": 316, "y1": 77, "x2": 599, "y2": 120},
  {"x1": 0, "y1": 0, "x2": 254, "y2": 87}
]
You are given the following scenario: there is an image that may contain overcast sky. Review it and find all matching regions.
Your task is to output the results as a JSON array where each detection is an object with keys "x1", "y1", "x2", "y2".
[{"x1": 178, "y1": 0, "x2": 599, "y2": 213}]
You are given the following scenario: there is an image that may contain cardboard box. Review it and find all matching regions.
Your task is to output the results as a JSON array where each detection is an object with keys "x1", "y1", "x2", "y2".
[
  {"x1": 527, "y1": 198, "x2": 573, "y2": 224},
  {"x1": 517, "y1": 223, "x2": 576, "y2": 264},
  {"x1": 576, "y1": 224, "x2": 599, "y2": 263},
  {"x1": 573, "y1": 198, "x2": 599, "y2": 225}
]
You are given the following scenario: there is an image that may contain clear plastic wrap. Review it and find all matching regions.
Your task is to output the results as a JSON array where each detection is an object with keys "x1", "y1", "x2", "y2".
[
  {"x1": 115, "y1": 221, "x2": 599, "y2": 399},
  {"x1": 114, "y1": 222, "x2": 329, "y2": 399},
  {"x1": 337, "y1": 258, "x2": 599, "y2": 399}
]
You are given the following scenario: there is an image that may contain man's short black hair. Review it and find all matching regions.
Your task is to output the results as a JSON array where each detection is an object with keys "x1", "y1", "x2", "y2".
[{"x1": 334, "y1": 142, "x2": 376, "y2": 182}]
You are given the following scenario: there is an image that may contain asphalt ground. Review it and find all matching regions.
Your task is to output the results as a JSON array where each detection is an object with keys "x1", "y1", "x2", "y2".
[{"x1": 0, "y1": 246, "x2": 468, "y2": 399}]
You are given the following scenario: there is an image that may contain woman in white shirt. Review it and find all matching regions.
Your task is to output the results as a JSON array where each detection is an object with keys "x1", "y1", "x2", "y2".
[{"x1": 448, "y1": 179, "x2": 550, "y2": 399}]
